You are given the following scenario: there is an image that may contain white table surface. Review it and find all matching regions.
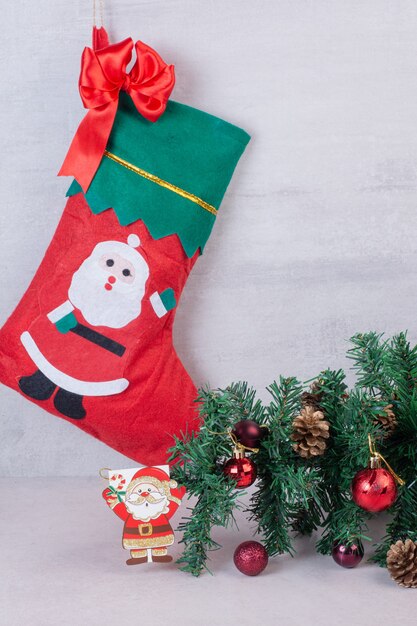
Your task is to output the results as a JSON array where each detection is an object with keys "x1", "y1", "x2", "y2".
[{"x1": 1, "y1": 478, "x2": 415, "y2": 626}]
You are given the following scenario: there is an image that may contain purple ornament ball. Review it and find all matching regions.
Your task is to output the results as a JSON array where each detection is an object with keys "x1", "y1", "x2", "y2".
[
  {"x1": 232, "y1": 420, "x2": 267, "y2": 449},
  {"x1": 332, "y1": 540, "x2": 364, "y2": 568}
]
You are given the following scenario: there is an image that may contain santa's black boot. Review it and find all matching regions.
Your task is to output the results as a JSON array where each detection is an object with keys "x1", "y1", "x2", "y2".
[
  {"x1": 19, "y1": 369, "x2": 56, "y2": 400},
  {"x1": 152, "y1": 554, "x2": 173, "y2": 563},
  {"x1": 54, "y1": 388, "x2": 86, "y2": 420}
]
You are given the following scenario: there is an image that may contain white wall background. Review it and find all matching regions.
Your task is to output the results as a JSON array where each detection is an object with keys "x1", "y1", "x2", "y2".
[{"x1": 1, "y1": 0, "x2": 417, "y2": 475}]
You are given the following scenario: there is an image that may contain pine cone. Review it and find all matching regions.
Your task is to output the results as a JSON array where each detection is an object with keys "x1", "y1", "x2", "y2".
[
  {"x1": 301, "y1": 380, "x2": 324, "y2": 411},
  {"x1": 291, "y1": 406, "x2": 330, "y2": 459},
  {"x1": 300, "y1": 391, "x2": 322, "y2": 411},
  {"x1": 386, "y1": 539, "x2": 417, "y2": 588},
  {"x1": 375, "y1": 404, "x2": 397, "y2": 436},
  {"x1": 310, "y1": 379, "x2": 323, "y2": 394}
]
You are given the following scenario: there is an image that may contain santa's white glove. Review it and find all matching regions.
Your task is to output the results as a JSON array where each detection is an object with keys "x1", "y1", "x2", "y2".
[
  {"x1": 150, "y1": 288, "x2": 176, "y2": 318},
  {"x1": 55, "y1": 312, "x2": 78, "y2": 334}
]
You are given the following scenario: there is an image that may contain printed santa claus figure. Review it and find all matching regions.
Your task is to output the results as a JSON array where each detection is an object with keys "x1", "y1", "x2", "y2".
[
  {"x1": 18, "y1": 234, "x2": 175, "y2": 419},
  {"x1": 103, "y1": 467, "x2": 184, "y2": 565}
]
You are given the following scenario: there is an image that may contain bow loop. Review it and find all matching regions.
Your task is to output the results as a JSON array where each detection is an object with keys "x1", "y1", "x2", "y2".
[
  {"x1": 59, "y1": 30, "x2": 175, "y2": 192},
  {"x1": 78, "y1": 56, "x2": 115, "y2": 110},
  {"x1": 94, "y1": 38, "x2": 134, "y2": 86},
  {"x1": 130, "y1": 41, "x2": 174, "y2": 88},
  {"x1": 128, "y1": 41, "x2": 175, "y2": 122}
]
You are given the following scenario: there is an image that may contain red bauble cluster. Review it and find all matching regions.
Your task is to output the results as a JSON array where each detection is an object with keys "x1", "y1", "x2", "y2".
[
  {"x1": 233, "y1": 541, "x2": 269, "y2": 576},
  {"x1": 351, "y1": 467, "x2": 397, "y2": 513},
  {"x1": 223, "y1": 454, "x2": 257, "y2": 489},
  {"x1": 332, "y1": 540, "x2": 364, "y2": 568},
  {"x1": 232, "y1": 419, "x2": 267, "y2": 449},
  {"x1": 223, "y1": 419, "x2": 265, "y2": 489}
]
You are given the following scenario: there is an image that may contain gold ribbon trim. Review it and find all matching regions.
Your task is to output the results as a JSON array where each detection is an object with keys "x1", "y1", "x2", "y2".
[{"x1": 104, "y1": 150, "x2": 218, "y2": 217}]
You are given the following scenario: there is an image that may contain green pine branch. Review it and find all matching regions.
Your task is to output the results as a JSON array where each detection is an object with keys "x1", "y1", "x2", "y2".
[
  {"x1": 368, "y1": 333, "x2": 417, "y2": 566},
  {"x1": 169, "y1": 383, "x2": 264, "y2": 576},
  {"x1": 347, "y1": 332, "x2": 392, "y2": 397},
  {"x1": 250, "y1": 377, "x2": 305, "y2": 555},
  {"x1": 316, "y1": 374, "x2": 375, "y2": 554},
  {"x1": 371, "y1": 481, "x2": 417, "y2": 566}
]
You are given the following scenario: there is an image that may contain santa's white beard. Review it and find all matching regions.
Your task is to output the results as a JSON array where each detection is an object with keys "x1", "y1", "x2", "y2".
[
  {"x1": 68, "y1": 257, "x2": 147, "y2": 329},
  {"x1": 125, "y1": 495, "x2": 169, "y2": 521}
]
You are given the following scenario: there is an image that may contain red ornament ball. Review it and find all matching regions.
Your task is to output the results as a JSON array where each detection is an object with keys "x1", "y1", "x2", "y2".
[
  {"x1": 223, "y1": 455, "x2": 257, "y2": 488},
  {"x1": 232, "y1": 420, "x2": 266, "y2": 449},
  {"x1": 332, "y1": 540, "x2": 364, "y2": 568},
  {"x1": 351, "y1": 467, "x2": 397, "y2": 513},
  {"x1": 233, "y1": 541, "x2": 269, "y2": 576}
]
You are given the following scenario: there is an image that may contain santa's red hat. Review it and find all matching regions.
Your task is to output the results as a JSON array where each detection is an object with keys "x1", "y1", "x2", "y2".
[{"x1": 126, "y1": 466, "x2": 181, "y2": 504}]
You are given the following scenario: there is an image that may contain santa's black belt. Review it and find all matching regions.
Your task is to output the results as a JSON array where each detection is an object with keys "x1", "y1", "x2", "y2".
[
  {"x1": 125, "y1": 524, "x2": 172, "y2": 536},
  {"x1": 70, "y1": 323, "x2": 126, "y2": 357}
]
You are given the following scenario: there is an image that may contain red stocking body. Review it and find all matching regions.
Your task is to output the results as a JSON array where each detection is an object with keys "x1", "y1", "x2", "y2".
[{"x1": 0, "y1": 193, "x2": 199, "y2": 464}]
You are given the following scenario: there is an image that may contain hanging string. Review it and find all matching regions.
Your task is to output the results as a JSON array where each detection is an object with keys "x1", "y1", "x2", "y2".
[
  {"x1": 367, "y1": 434, "x2": 405, "y2": 486},
  {"x1": 92, "y1": 0, "x2": 109, "y2": 50},
  {"x1": 206, "y1": 427, "x2": 260, "y2": 454},
  {"x1": 93, "y1": 0, "x2": 105, "y2": 27}
]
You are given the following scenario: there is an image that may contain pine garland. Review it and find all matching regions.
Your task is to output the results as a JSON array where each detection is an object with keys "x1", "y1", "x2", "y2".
[{"x1": 168, "y1": 332, "x2": 417, "y2": 578}]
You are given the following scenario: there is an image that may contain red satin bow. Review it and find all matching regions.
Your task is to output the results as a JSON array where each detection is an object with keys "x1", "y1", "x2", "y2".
[{"x1": 59, "y1": 33, "x2": 175, "y2": 192}]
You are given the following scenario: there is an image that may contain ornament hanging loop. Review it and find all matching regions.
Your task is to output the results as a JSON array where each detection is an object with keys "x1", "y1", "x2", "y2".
[
  {"x1": 369, "y1": 455, "x2": 380, "y2": 470},
  {"x1": 206, "y1": 427, "x2": 260, "y2": 454},
  {"x1": 367, "y1": 433, "x2": 376, "y2": 457},
  {"x1": 229, "y1": 430, "x2": 259, "y2": 454},
  {"x1": 99, "y1": 467, "x2": 112, "y2": 480},
  {"x1": 232, "y1": 445, "x2": 245, "y2": 459},
  {"x1": 367, "y1": 434, "x2": 405, "y2": 486}
]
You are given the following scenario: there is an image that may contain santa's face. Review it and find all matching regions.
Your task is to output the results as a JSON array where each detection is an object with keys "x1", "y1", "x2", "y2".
[
  {"x1": 125, "y1": 481, "x2": 169, "y2": 521},
  {"x1": 98, "y1": 252, "x2": 136, "y2": 286},
  {"x1": 68, "y1": 240, "x2": 149, "y2": 329}
]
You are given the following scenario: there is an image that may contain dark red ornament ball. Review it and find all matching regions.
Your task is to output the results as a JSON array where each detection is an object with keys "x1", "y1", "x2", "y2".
[
  {"x1": 223, "y1": 456, "x2": 257, "y2": 488},
  {"x1": 233, "y1": 541, "x2": 269, "y2": 576},
  {"x1": 332, "y1": 540, "x2": 364, "y2": 568},
  {"x1": 232, "y1": 420, "x2": 267, "y2": 449},
  {"x1": 351, "y1": 467, "x2": 397, "y2": 513}
]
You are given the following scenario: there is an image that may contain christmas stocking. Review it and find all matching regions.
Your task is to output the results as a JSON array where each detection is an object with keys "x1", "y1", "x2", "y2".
[{"x1": 0, "y1": 28, "x2": 249, "y2": 465}]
